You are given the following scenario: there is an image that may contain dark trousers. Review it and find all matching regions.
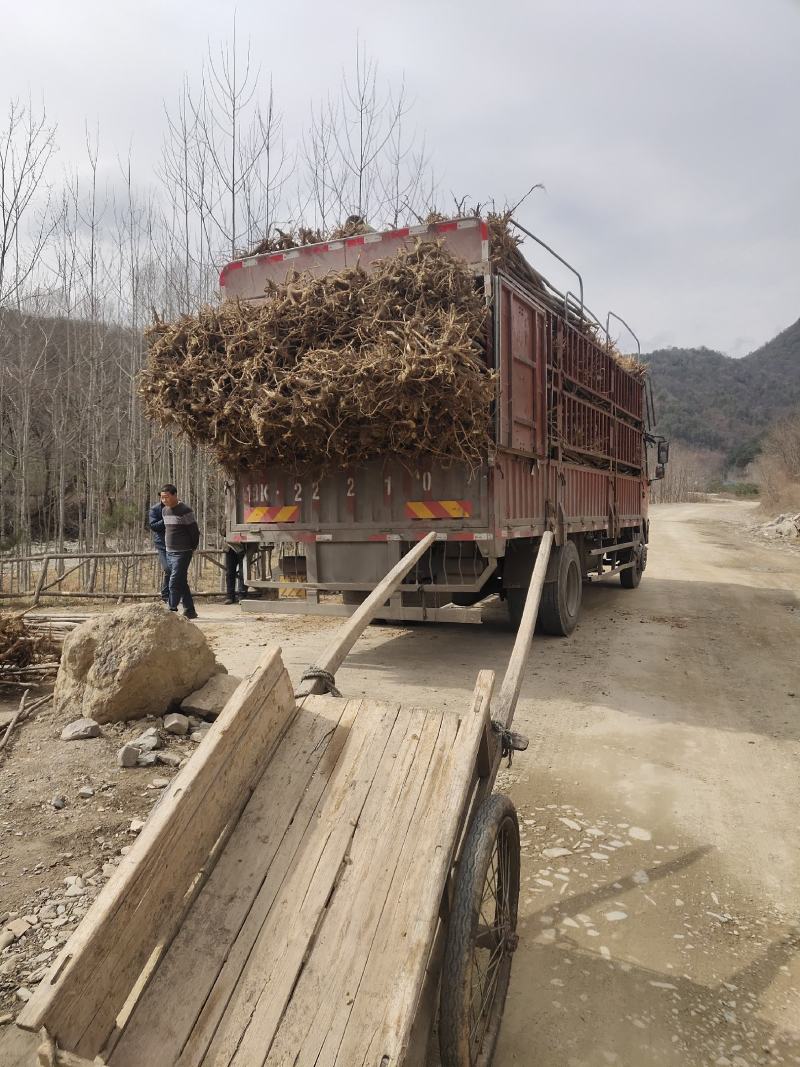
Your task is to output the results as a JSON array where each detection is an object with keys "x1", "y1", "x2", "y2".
[
  {"x1": 155, "y1": 545, "x2": 170, "y2": 603},
  {"x1": 157, "y1": 545, "x2": 192, "y2": 610},
  {"x1": 225, "y1": 548, "x2": 247, "y2": 600},
  {"x1": 166, "y1": 550, "x2": 196, "y2": 615}
]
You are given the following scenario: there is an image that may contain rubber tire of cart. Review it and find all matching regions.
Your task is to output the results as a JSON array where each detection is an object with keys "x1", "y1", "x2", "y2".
[
  {"x1": 620, "y1": 543, "x2": 645, "y2": 589},
  {"x1": 439, "y1": 794, "x2": 521, "y2": 1067},
  {"x1": 535, "y1": 540, "x2": 582, "y2": 636}
]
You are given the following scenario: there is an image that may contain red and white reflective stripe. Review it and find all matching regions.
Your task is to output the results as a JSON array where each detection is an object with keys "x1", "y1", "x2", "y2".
[
  {"x1": 220, "y1": 217, "x2": 489, "y2": 286},
  {"x1": 219, "y1": 260, "x2": 243, "y2": 286}
]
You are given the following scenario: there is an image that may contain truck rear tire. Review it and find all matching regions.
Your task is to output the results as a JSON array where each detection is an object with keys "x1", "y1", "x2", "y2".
[
  {"x1": 539, "y1": 541, "x2": 582, "y2": 636},
  {"x1": 620, "y1": 544, "x2": 645, "y2": 589}
]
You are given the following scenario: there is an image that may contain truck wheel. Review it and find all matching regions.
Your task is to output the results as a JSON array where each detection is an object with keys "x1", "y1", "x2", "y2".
[
  {"x1": 439, "y1": 794, "x2": 520, "y2": 1067},
  {"x1": 620, "y1": 544, "x2": 645, "y2": 589},
  {"x1": 539, "y1": 541, "x2": 582, "y2": 636}
]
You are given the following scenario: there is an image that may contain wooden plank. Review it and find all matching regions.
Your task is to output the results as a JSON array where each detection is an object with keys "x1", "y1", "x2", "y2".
[
  {"x1": 295, "y1": 531, "x2": 436, "y2": 696},
  {"x1": 237, "y1": 707, "x2": 445, "y2": 1067},
  {"x1": 274, "y1": 708, "x2": 450, "y2": 1067},
  {"x1": 36, "y1": 1034, "x2": 100, "y2": 1067},
  {"x1": 334, "y1": 670, "x2": 494, "y2": 1067},
  {"x1": 401, "y1": 916, "x2": 446, "y2": 1067},
  {"x1": 108, "y1": 697, "x2": 350, "y2": 1067},
  {"x1": 18, "y1": 648, "x2": 294, "y2": 1058},
  {"x1": 493, "y1": 531, "x2": 552, "y2": 730},
  {"x1": 183, "y1": 700, "x2": 400, "y2": 1067},
  {"x1": 175, "y1": 697, "x2": 366, "y2": 1067},
  {"x1": 85, "y1": 663, "x2": 296, "y2": 1053}
]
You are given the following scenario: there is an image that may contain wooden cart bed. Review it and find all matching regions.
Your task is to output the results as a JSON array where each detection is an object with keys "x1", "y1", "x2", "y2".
[{"x1": 15, "y1": 647, "x2": 493, "y2": 1067}]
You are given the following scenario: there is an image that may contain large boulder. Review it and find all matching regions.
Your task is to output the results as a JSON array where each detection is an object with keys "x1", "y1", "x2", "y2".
[{"x1": 54, "y1": 604, "x2": 226, "y2": 724}]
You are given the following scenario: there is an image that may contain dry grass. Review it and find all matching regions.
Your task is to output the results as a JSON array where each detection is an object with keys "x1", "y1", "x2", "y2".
[{"x1": 613, "y1": 352, "x2": 648, "y2": 381}]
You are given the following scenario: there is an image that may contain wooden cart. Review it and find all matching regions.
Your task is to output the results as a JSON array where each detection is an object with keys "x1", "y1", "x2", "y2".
[{"x1": 10, "y1": 531, "x2": 553, "y2": 1067}]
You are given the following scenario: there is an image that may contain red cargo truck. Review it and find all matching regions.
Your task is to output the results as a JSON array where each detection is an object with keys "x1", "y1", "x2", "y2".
[{"x1": 222, "y1": 217, "x2": 668, "y2": 631}]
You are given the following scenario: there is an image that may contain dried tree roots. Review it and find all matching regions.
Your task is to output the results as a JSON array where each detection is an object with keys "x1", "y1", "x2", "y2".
[{"x1": 141, "y1": 239, "x2": 494, "y2": 473}]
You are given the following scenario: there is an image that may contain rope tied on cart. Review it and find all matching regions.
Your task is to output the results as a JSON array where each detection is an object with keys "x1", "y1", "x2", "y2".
[
  {"x1": 298, "y1": 668, "x2": 342, "y2": 697},
  {"x1": 491, "y1": 720, "x2": 529, "y2": 767}
]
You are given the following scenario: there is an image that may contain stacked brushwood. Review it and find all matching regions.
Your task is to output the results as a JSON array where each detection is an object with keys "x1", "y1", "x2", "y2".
[
  {"x1": 0, "y1": 612, "x2": 61, "y2": 690},
  {"x1": 140, "y1": 240, "x2": 493, "y2": 473}
]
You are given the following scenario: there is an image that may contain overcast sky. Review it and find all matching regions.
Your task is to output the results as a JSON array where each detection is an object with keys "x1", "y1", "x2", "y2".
[{"x1": 3, "y1": 0, "x2": 799, "y2": 355}]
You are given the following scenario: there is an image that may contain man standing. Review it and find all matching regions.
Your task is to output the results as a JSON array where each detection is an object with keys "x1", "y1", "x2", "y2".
[{"x1": 160, "y1": 484, "x2": 200, "y2": 620}]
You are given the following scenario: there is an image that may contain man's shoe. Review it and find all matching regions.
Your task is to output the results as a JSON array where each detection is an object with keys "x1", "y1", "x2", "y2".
[
  {"x1": 223, "y1": 598, "x2": 236, "y2": 605},
  {"x1": 184, "y1": 611, "x2": 199, "y2": 620}
]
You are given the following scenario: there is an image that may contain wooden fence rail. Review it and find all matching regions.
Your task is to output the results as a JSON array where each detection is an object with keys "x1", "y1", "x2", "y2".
[{"x1": 0, "y1": 550, "x2": 226, "y2": 604}]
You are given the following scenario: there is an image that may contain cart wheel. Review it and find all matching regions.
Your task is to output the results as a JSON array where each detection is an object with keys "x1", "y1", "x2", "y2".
[{"x1": 439, "y1": 794, "x2": 521, "y2": 1067}]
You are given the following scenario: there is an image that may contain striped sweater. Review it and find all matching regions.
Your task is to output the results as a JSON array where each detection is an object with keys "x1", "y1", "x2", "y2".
[{"x1": 163, "y1": 503, "x2": 200, "y2": 552}]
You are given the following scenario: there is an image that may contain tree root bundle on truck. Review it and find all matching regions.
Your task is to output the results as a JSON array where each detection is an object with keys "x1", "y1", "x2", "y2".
[{"x1": 140, "y1": 240, "x2": 494, "y2": 472}]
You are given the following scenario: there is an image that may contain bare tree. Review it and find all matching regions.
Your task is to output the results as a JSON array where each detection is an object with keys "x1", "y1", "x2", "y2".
[
  {"x1": 186, "y1": 19, "x2": 288, "y2": 261},
  {"x1": 651, "y1": 443, "x2": 724, "y2": 504},
  {"x1": 0, "y1": 99, "x2": 56, "y2": 308},
  {"x1": 0, "y1": 30, "x2": 438, "y2": 568},
  {"x1": 301, "y1": 40, "x2": 436, "y2": 231},
  {"x1": 755, "y1": 414, "x2": 800, "y2": 511}
]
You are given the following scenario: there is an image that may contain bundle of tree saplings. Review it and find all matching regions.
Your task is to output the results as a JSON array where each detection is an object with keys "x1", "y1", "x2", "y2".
[{"x1": 140, "y1": 240, "x2": 493, "y2": 472}]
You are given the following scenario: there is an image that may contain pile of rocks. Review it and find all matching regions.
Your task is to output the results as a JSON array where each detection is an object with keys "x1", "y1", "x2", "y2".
[
  {"x1": 58, "y1": 672, "x2": 242, "y2": 773},
  {"x1": 116, "y1": 714, "x2": 210, "y2": 769},
  {"x1": 758, "y1": 513, "x2": 800, "y2": 540}
]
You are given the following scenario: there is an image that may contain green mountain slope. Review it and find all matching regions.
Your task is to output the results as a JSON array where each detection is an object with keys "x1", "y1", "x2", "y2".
[{"x1": 644, "y1": 318, "x2": 800, "y2": 462}]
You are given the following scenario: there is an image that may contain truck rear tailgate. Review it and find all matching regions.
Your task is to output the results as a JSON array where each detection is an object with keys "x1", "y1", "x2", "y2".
[
  {"x1": 220, "y1": 218, "x2": 489, "y2": 300},
  {"x1": 233, "y1": 459, "x2": 491, "y2": 540}
]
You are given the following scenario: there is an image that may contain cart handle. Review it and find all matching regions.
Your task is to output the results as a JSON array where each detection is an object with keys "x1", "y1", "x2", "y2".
[
  {"x1": 296, "y1": 531, "x2": 438, "y2": 698},
  {"x1": 493, "y1": 531, "x2": 554, "y2": 730}
]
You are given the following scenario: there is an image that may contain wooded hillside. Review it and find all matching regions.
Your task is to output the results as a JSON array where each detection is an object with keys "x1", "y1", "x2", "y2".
[{"x1": 646, "y1": 317, "x2": 800, "y2": 465}]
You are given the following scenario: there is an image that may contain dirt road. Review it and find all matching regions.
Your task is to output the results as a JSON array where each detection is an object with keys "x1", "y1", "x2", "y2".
[
  {"x1": 2, "y1": 498, "x2": 798, "y2": 1064},
  {"x1": 491, "y1": 499, "x2": 800, "y2": 1067},
  {"x1": 205, "y1": 498, "x2": 800, "y2": 1066}
]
